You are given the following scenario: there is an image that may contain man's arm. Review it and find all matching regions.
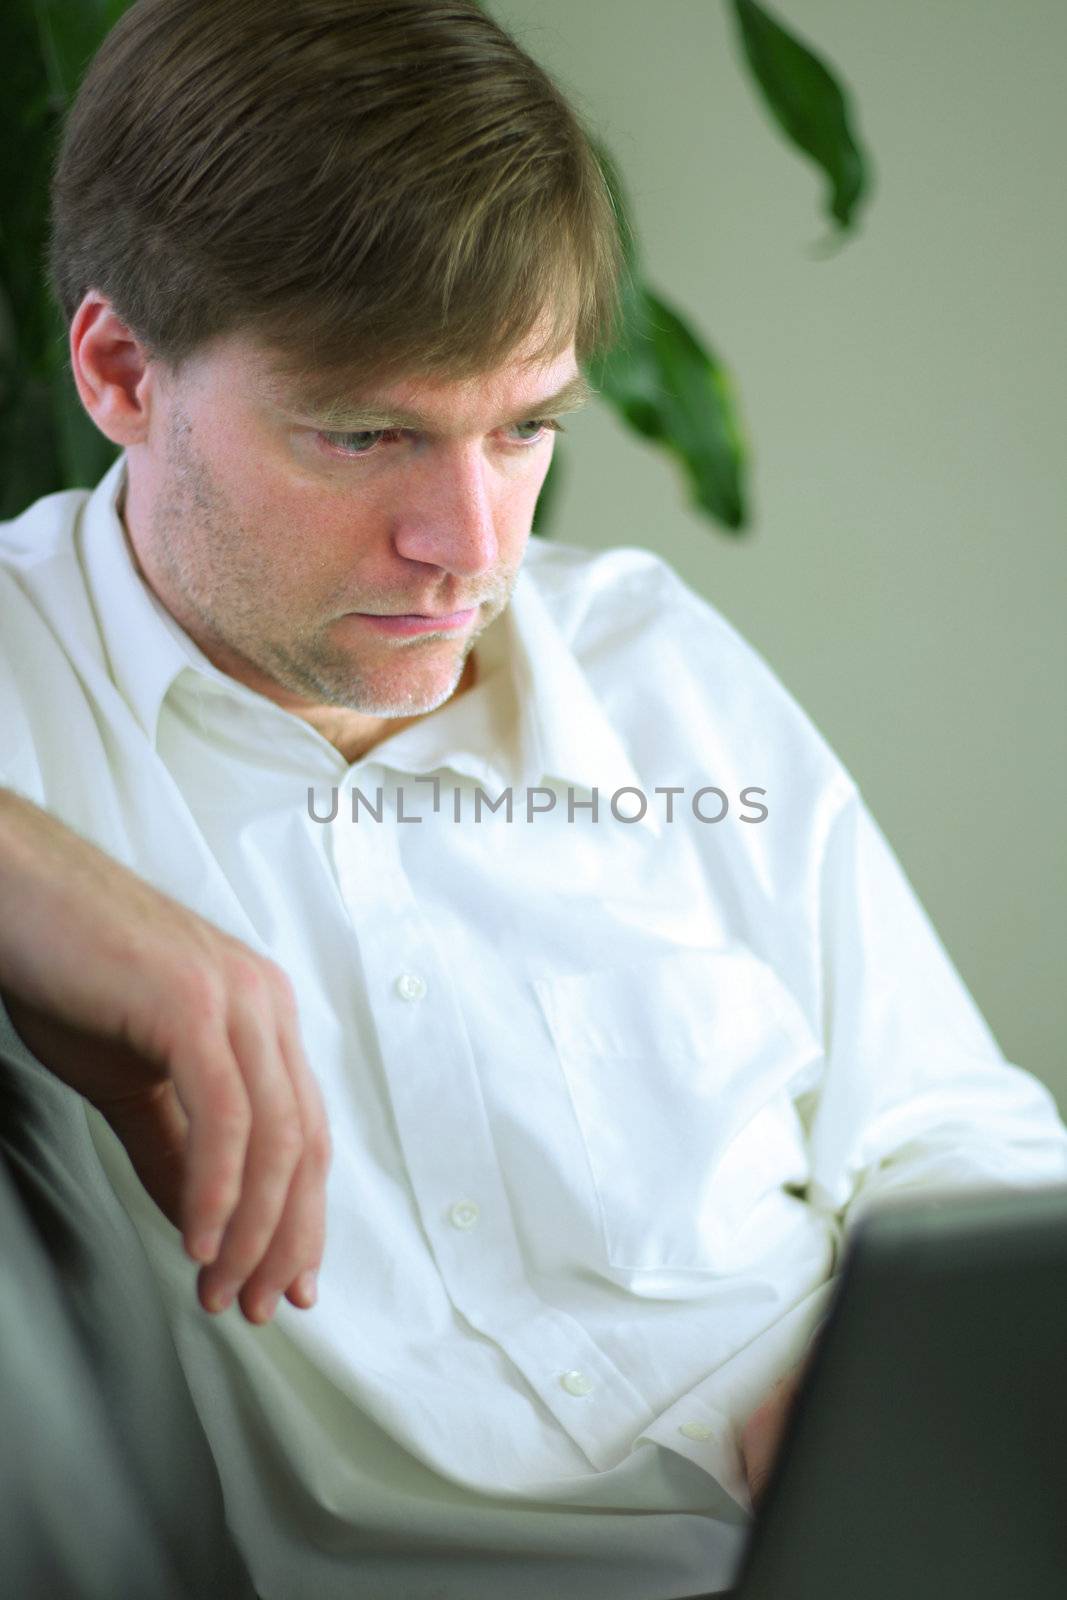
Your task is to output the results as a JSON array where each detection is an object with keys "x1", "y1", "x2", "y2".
[
  {"x1": 737, "y1": 783, "x2": 1067, "y2": 1503},
  {"x1": 0, "y1": 785, "x2": 331, "y2": 1324},
  {"x1": 738, "y1": 1361, "x2": 807, "y2": 1506},
  {"x1": 803, "y1": 784, "x2": 1067, "y2": 1223}
]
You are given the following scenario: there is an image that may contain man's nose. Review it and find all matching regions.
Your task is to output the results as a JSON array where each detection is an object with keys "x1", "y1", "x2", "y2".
[{"x1": 392, "y1": 448, "x2": 500, "y2": 577}]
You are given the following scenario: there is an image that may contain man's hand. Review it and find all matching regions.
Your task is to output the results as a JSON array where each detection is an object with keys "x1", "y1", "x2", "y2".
[
  {"x1": 0, "y1": 789, "x2": 331, "y2": 1326},
  {"x1": 739, "y1": 1360, "x2": 808, "y2": 1506}
]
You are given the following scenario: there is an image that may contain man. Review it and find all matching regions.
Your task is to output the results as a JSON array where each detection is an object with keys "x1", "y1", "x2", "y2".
[{"x1": 2, "y1": 1, "x2": 1066, "y2": 1596}]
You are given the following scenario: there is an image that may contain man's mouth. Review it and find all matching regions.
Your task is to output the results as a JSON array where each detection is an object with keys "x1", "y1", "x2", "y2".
[{"x1": 344, "y1": 608, "x2": 479, "y2": 636}]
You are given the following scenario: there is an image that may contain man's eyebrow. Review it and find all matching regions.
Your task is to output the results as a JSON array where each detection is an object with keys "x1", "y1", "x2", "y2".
[{"x1": 290, "y1": 372, "x2": 595, "y2": 434}]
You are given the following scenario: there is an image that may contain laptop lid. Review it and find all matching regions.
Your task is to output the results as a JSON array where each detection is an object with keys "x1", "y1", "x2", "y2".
[{"x1": 727, "y1": 1181, "x2": 1067, "y2": 1600}]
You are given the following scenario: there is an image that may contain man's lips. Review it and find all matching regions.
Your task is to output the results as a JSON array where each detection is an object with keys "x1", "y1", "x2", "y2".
[
  {"x1": 343, "y1": 607, "x2": 479, "y2": 636},
  {"x1": 361, "y1": 608, "x2": 477, "y2": 618}
]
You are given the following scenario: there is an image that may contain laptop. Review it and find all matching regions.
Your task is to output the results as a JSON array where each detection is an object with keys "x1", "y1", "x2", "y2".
[{"x1": 697, "y1": 1180, "x2": 1067, "y2": 1600}]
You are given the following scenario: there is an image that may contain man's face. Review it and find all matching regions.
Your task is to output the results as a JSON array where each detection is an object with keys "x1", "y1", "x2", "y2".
[{"x1": 124, "y1": 323, "x2": 584, "y2": 738}]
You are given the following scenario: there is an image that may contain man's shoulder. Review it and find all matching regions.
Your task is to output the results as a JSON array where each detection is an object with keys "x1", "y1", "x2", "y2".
[
  {"x1": 0, "y1": 486, "x2": 89, "y2": 575},
  {"x1": 522, "y1": 531, "x2": 670, "y2": 598},
  {"x1": 522, "y1": 534, "x2": 774, "y2": 683},
  {"x1": 0, "y1": 489, "x2": 84, "y2": 647},
  {"x1": 0, "y1": 487, "x2": 103, "y2": 802},
  {"x1": 522, "y1": 533, "x2": 720, "y2": 644},
  {"x1": 522, "y1": 533, "x2": 851, "y2": 795},
  {"x1": 0, "y1": 486, "x2": 100, "y2": 671}
]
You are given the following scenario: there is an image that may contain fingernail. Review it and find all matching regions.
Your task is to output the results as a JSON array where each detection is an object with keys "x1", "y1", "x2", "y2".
[
  {"x1": 191, "y1": 1230, "x2": 222, "y2": 1264},
  {"x1": 295, "y1": 1271, "x2": 318, "y2": 1306},
  {"x1": 205, "y1": 1281, "x2": 235, "y2": 1313},
  {"x1": 255, "y1": 1291, "x2": 281, "y2": 1323}
]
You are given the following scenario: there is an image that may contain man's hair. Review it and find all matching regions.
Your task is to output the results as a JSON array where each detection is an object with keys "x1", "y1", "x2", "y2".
[{"x1": 47, "y1": 0, "x2": 626, "y2": 405}]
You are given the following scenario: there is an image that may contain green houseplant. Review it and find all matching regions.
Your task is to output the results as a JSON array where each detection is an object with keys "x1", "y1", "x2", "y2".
[{"x1": 1, "y1": 0, "x2": 871, "y2": 534}]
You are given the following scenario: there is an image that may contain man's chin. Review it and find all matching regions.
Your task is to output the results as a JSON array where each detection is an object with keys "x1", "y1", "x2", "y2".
[{"x1": 321, "y1": 653, "x2": 471, "y2": 719}]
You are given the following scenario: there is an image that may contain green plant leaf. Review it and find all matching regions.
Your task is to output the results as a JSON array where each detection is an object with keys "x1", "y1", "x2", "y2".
[
  {"x1": 586, "y1": 274, "x2": 749, "y2": 532},
  {"x1": 2, "y1": 1, "x2": 154, "y2": 510},
  {"x1": 27, "y1": 0, "x2": 130, "y2": 109},
  {"x1": 584, "y1": 149, "x2": 749, "y2": 532},
  {"x1": 729, "y1": 0, "x2": 870, "y2": 231}
]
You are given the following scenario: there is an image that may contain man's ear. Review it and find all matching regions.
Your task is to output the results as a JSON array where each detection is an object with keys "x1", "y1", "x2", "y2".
[{"x1": 69, "y1": 292, "x2": 157, "y2": 449}]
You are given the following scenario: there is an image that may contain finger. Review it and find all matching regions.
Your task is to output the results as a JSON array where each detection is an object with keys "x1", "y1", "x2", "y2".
[
  {"x1": 168, "y1": 1017, "x2": 253, "y2": 1264},
  {"x1": 277, "y1": 987, "x2": 331, "y2": 1303},
  {"x1": 236, "y1": 1011, "x2": 331, "y2": 1322},
  {"x1": 196, "y1": 989, "x2": 303, "y2": 1312},
  {"x1": 104, "y1": 1079, "x2": 190, "y2": 1229},
  {"x1": 236, "y1": 1143, "x2": 326, "y2": 1322}
]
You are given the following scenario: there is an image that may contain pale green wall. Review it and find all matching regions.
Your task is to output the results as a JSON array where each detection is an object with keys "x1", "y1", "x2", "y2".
[{"x1": 487, "y1": 0, "x2": 1066, "y2": 1107}]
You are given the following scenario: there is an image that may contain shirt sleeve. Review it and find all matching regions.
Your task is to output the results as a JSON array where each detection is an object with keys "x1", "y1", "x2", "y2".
[
  {"x1": 0, "y1": 568, "x2": 55, "y2": 1066},
  {"x1": 801, "y1": 781, "x2": 1067, "y2": 1228},
  {"x1": 635, "y1": 782, "x2": 1067, "y2": 1514},
  {"x1": 0, "y1": 568, "x2": 47, "y2": 807}
]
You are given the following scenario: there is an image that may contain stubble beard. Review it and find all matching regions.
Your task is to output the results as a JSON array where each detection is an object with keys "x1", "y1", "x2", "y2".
[{"x1": 146, "y1": 402, "x2": 518, "y2": 717}]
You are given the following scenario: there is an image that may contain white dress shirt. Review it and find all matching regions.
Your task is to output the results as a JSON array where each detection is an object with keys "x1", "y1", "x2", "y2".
[{"x1": 3, "y1": 451, "x2": 1066, "y2": 1599}]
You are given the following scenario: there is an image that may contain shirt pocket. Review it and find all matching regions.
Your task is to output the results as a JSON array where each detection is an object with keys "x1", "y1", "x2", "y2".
[{"x1": 531, "y1": 945, "x2": 824, "y2": 1275}]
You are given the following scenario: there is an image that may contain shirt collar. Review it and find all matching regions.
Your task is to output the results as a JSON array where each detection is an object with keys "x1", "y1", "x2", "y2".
[
  {"x1": 369, "y1": 568, "x2": 661, "y2": 836},
  {"x1": 80, "y1": 452, "x2": 660, "y2": 836}
]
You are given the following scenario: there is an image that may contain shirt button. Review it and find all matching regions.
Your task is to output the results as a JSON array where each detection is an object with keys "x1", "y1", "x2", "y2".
[
  {"x1": 560, "y1": 1370, "x2": 593, "y2": 1397},
  {"x1": 679, "y1": 1421, "x2": 713, "y2": 1441},
  {"x1": 396, "y1": 973, "x2": 427, "y2": 1001},
  {"x1": 449, "y1": 1200, "x2": 480, "y2": 1230}
]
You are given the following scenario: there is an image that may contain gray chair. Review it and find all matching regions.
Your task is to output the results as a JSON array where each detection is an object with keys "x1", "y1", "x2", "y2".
[{"x1": 0, "y1": 1052, "x2": 258, "y2": 1600}]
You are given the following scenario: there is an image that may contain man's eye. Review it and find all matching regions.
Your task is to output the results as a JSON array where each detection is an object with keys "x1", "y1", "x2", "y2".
[
  {"x1": 318, "y1": 419, "x2": 563, "y2": 457},
  {"x1": 320, "y1": 428, "x2": 397, "y2": 456},
  {"x1": 507, "y1": 418, "x2": 563, "y2": 445}
]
